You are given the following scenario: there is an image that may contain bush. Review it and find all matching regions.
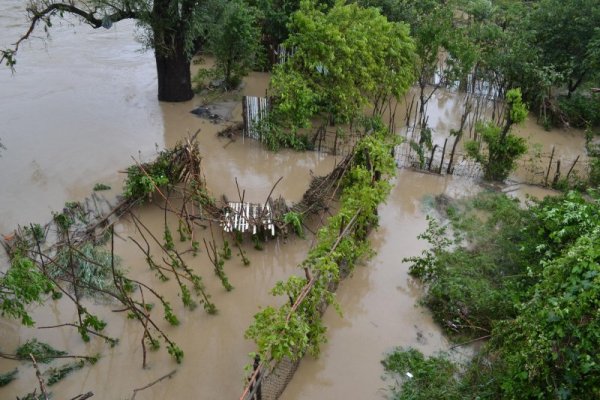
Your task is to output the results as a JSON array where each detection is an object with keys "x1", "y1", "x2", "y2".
[
  {"x1": 558, "y1": 93, "x2": 600, "y2": 128},
  {"x1": 382, "y1": 348, "x2": 461, "y2": 400},
  {"x1": 123, "y1": 150, "x2": 175, "y2": 200},
  {"x1": 395, "y1": 191, "x2": 600, "y2": 399}
]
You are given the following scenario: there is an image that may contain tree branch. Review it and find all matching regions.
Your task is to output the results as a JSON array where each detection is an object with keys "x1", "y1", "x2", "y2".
[
  {"x1": 130, "y1": 370, "x2": 177, "y2": 400},
  {"x1": 29, "y1": 354, "x2": 49, "y2": 400},
  {"x1": 1, "y1": 0, "x2": 139, "y2": 68}
]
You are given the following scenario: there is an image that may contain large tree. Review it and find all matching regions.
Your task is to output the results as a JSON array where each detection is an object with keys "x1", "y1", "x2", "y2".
[
  {"x1": 528, "y1": 0, "x2": 600, "y2": 96},
  {"x1": 1, "y1": 0, "x2": 207, "y2": 102}
]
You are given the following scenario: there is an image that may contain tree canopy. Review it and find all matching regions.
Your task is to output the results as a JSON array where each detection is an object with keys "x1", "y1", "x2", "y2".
[{"x1": 261, "y1": 0, "x2": 415, "y2": 148}]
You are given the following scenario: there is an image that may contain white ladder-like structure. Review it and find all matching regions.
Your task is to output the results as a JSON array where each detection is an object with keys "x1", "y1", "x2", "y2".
[{"x1": 222, "y1": 202, "x2": 275, "y2": 236}]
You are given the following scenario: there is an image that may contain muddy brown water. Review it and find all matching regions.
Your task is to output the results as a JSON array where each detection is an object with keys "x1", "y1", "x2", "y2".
[{"x1": 0, "y1": 4, "x2": 581, "y2": 399}]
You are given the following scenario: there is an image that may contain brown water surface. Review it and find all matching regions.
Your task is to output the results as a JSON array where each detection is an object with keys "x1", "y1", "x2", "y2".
[
  {"x1": 281, "y1": 171, "x2": 480, "y2": 399},
  {"x1": 0, "y1": 5, "x2": 335, "y2": 399}
]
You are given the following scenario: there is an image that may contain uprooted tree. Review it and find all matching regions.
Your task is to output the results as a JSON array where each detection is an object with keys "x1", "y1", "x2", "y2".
[{"x1": 0, "y1": 0, "x2": 210, "y2": 102}]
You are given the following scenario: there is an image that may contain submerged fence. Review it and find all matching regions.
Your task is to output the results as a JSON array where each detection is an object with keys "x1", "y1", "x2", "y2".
[
  {"x1": 242, "y1": 96, "x2": 270, "y2": 141},
  {"x1": 394, "y1": 125, "x2": 590, "y2": 188}
]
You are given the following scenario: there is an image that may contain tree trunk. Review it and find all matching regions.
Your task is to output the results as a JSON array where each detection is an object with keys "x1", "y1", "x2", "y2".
[
  {"x1": 150, "y1": 0, "x2": 194, "y2": 102},
  {"x1": 155, "y1": 45, "x2": 194, "y2": 102}
]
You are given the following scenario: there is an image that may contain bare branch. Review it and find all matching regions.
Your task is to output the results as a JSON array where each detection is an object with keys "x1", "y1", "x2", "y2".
[
  {"x1": 70, "y1": 392, "x2": 94, "y2": 400},
  {"x1": 130, "y1": 370, "x2": 177, "y2": 400},
  {"x1": 29, "y1": 353, "x2": 49, "y2": 400}
]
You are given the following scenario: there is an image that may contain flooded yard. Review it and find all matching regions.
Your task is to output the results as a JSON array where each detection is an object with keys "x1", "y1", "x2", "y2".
[{"x1": 0, "y1": 2, "x2": 586, "y2": 399}]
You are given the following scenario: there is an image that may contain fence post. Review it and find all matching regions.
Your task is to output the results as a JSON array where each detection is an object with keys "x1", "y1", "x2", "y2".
[
  {"x1": 427, "y1": 145, "x2": 438, "y2": 171},
  {"x1": 242, "y1": 96, "x2": 248, "y2": 140},
  {"x1": 552, "y1": 159, "x2": 561, "y2": 187},
  {"x1": 438, "y1": 138, "x2": 448, "y2": 174},
  {"x1": 253, "y1": 355, "x2": 262, "y2": 400},
  {"x1": 566, "y1": 155, "x2": 580, "y2": 180},
  {"x1": 545, "y1": 146, "x2": 555, "y2": 186}
]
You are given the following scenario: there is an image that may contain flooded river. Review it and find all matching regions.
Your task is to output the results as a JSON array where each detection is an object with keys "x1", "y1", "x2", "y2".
[{"x1": 0, "y1": 2, "x2": 586, "y2": 399}]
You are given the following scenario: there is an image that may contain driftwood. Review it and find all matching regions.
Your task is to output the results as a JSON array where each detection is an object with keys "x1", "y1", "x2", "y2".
[
  {"x1": 70, "y1": 393, "x2": 94, "y2": 400},
  {"x1": 30, "y1": 354, "x2": 49, "y2": 400}
]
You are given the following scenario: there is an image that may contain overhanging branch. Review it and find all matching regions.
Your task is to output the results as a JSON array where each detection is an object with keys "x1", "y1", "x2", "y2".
[{"x1": 1, "y1": 1, "x2": 139, "y2": 68}]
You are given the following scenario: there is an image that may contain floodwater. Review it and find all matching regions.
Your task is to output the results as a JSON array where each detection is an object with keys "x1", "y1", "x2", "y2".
[
  {"x1": 282, "y1": 171, "x2": 480, "y2": 399},
  {"x1": 0, "y1": 3, "x2": 586, "y2": 400},
  {"x1": 0, "y1": 4, "x2": 336, "y2": 399}
]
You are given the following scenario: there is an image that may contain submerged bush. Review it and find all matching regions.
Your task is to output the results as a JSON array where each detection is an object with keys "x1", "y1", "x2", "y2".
[
  {"x1": 395, "y1": 191, "x2": 600, "y2": 399},
  {"x1": 16, "y1": 339, "x2": 66, "y2": 363},
  {"x1": 123, "y1": 150, "x2": 177, "y2": 200},
  {"x1": 382, "y1": 348, "x2": 461, "y2": 400}
]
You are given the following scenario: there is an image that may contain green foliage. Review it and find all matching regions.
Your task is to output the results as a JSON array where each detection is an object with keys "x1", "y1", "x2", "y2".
[
  {"x1": 167, "y1": 343, "x2": 184, "y2": 364},
  {"x1": 558, "y1": 93, "x2": 600, "y2": 128},
  {"x1": 213, "y1": 256, "x2": 234, "y2": 292},
  {"x1": 402, "y1": 215, "x2": 450, "y2": 282},
  {"x1": 466, "y1": 90, "x2": 528, "y2": 182},
  {"x1": 0, "y1": 254, "x2": 54, "y2": 326},
  {"x1": 406, "y1": 192, "x2": 527, "y2": 337},
  {"x1": 590, "y1": 157, "x2": 600, "y2": 188},
  {"x1": 163, "y1": 300, "x2": 180, "y2": 326},
  {"x1": 528, "y1": 0, "x2": 600, "y2": 95},
  {"x1": 409, "y1": 127, "x2": 433, "y2": 169},
  {"x1": 491, "y1": 228, "x2": 600, "y2": 399},
  {"x1": 123, "y1": 150, "x2": 176, "y2": 200},
  {"x1": 180, "y1": 284, "x2": 196, "y2": 309},
  {"x1": 466, "y1": 121, "x2": 527, "y2": 181},
  {"x1": 205, "y1": 0, "x2": 262, "y2": 89},
  {"x1": 0, "y1": 369, "x2": 18, "y2": 387},
  {"x1": 252, "y1": 234, "x2": 264, "y2": 251},
  {"x1": 23, "y1": 223, "x2": 45, "y2": 243},
  {"x1": 399, "y1": 190, "x2": 600, "y2": 399},
  {"x1": 245, "y1": 304, "x2": 312, "y2": 361},
  {"x1": 52, "y1": 211, "x2": 74, "y2": 232},
  {"x1": 283, "y1": 211, "x2": 304, "y2": 237},
  {"x1": 54, "y1": 243, "x2": 119, "y2": 295},
  {"x1": 177, "y1": 220, "x2": 189, "y2": 242},
  {"x1": 263, "y1": 0, "x2": 415, "y2": 148},
  {"x1": 16, "y1": 339, "x2": 67, "y2": 363},
  {"x1": 505, "y1": 88, "x2": 528, "y2": 127},
  {"x1": 382, "y1": 348, "x2": 461, "y2": 400},
  {"x1": 163, "y1": 226, "x2": 175, "y2": 251},
  {"x1": 78, "y1": 313, "x2": 109, "y2": 343},
  {"x1": 45, "y1": 360, "x2": 85, "y2": 386},
  {"x1": 220, "y1": 240, "x2": 232, "y2": 260},
  {"x1": 253, "y1": 110, "x2": 311, "y2": 151},
  {"x1": 248, "y1": 0, "x2": 302, "y2": 58},
  {"x1": 92, "y1": 183, "x2": 111, "y2": 191}
]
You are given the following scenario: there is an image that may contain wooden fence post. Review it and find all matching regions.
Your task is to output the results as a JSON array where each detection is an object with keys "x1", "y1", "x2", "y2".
[
  {"x1": 566, "y1": 155, "x2": 580, "y2": 180},
  {"x1": 552, "y1": 159, "x2": 562, "y2": 187},
  {"x1": 438, "y1": 138, "x2": 448, "y2": 174},
  {"x1": 545, "y1": 146, "x2": 555, "y2": 186},
  {"x1": 427, "y1": 145, "x2": 438, "y2": 171}
]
